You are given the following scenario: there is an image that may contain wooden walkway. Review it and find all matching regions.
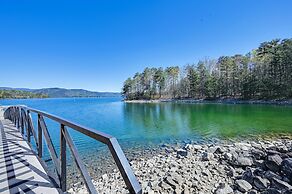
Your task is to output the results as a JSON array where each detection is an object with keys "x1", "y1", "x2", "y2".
[{"x1": 0, "y1": 108, "x2": 61, "y2": 194}]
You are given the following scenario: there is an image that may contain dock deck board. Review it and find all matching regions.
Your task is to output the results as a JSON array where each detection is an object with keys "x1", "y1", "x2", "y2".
[{"x1": 0, "y1": 109, "x2": 61, "y2": 194}]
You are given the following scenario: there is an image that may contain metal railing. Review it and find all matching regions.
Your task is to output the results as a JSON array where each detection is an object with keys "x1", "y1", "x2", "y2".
[{"x1": 4, "y1": 106, "x2": 142, "y2": 194}]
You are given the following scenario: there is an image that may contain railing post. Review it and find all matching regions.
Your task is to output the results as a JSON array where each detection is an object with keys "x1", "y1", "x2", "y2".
[
  {"x1": 27, "y1": 110, "x2": 31, "y2": 143},
  {"x1": 21, "y1": 110, "x2": 24, "y2": 132},
  {"x1": 21, "y1": 110, "x2": 25, "y2": 134},
  {"x1": 60, "y1": 124, "x2": 67, "y2": 191},
  {"x1": 38, "y1": 114, "x2": 43, "y2": 158}
]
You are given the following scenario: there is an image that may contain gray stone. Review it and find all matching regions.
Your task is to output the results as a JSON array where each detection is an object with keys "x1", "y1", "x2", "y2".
[
  {"x1": 262, "y1": 188, "x2": 281, "y2": 194},
  {"x1": 165, "y1": 176, "x2": 178, "y2": 189},
  {"x1": 266, "y1": 154, "x2": 283, "y2": 172},
  {"x1": 248, "y1": 189, "x2": 258, "y2": 194},
  {"x1": 224, "y1": 153, "x2": 233, "y2": 161},
  {"x1": 264, "y1": 170, "x2": 282, "y2": 181},
  {"x1": 242, "y1": 168, "x2": 254, "y2": 184},
  {"x1": 272, "y1": 177, "x2": 292, "y2": 191},
  {"x1": 235, "y1": 179, "x2": 252, "y2": 192},
  {"x1": 202, "y1": 152, "x2": 214, "y2": 161},
  {"x1": 281, "y1": 158, "x2": 292, "y2": 180},
  {"x1": 253, "y1": 176, "x2": 269, "y2": 190},
  {"x1": 215, "y1": 183, "x2": 233, "y2": 194},
  {"x1": 237, "y1": 157, "x2": 253, "y2": 166}
]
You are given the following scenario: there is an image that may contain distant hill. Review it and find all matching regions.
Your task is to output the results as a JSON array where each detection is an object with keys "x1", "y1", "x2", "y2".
[{"x1": 0, "y1": 87, "x2": 121, "y2": 98}]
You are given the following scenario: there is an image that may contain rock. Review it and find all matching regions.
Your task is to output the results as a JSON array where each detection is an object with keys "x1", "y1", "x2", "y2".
[
  {"x1": 102, "y1": 174, "x2": 108, "y2": 181},
  {"x1": 266, "y1": 155, "x2": 283, "y2": 172},
  {"x1": 248, "y1": 189, "x2": 258, "y2": 194},
  {"x1": 165, "y1": 176, "x2": 178, "y2": 189},
  {"x1": 208, "y1": 146, "x2": 224, "y2": 154},
  {"x1": 242, "y1": 168, "x2": 254, "y2": 184},
  {"x1": 235, "y1": 179, "x2": 252, "y2": 192},
  {"x1": 272, "y1": 177, "x2": 292, "y2": 191},
  {"x1": 184, "y1": 144, "x2": 193, "y2": 151},
  {"x1": 202, "y1": 152, "x2": 214, "y2": 161},
  {"x1": 237, "y1": 157, "x2": 253, "y2": 167},
  {"x1": 262, "y1": 188, "x2": 281, "y2": 194},
  {"x1": 253, "y1": 176, "x2": 269, "y2": 190},
  {"x1": 252, "y1": 149, "x2": 267, "y2": 160},
  {"x1": 224, "y1": 153, "x2": 233, "y2": 161},
  {"x1": 281, "y1": 158, "x2": 292, "y2": 180},
  {"x1": 214, "y1": 183, "x2": 233, "y2": 194},
  {"x1": 264, "y1": 170, "x2": 282, "y2": 181},
  {"x1": 192, "y1": 145, "x2": 203, "y2": 151},
  {"x1": 177, "y1": 149, "x2": 188, "y2": 157}
]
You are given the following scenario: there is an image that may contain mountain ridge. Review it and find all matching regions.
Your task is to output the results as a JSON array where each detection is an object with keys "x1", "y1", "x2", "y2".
[{"x1": 0, "y1": 87, "x2": 121, "y2": 98}]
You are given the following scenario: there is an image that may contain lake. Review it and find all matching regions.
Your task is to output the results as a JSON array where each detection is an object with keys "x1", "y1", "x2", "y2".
[{"x1": 1, "y1": 97, "x2": 292, "y2": 170}]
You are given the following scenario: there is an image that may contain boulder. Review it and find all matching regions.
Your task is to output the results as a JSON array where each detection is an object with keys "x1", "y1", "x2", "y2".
[
  {"x1": 266, "y1": 155, "x2": 283, "y2": 172},
  {"x1": 235, "y1": 179, "x2": 252, "y2": 192}
]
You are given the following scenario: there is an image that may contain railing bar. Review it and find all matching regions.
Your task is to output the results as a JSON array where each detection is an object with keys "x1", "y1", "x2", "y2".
[
  {"x1": 39, "y1": 115, "x2": 61, "y2": 176},
  {"x1": 38, "y1": 114, "x2": 43, "y2": 158},
  {"x1": 27, "y1": 111, "x2": 38, "y2": 146},
  {"x1": 3, "y1": 106, "x2": 142, "y2": 194},
  {"x1": 28, "y1": 108, "x2": 112, "y2": 144},
  {"x1": 108, "y1": 138, "x2": 142, "y2": 194},
  {"x1": 62, "y1": 127, "x2": 97, "y2": 194},
  {"x1": 60, "y1": 124, "x2": 67, "y2": 191}
]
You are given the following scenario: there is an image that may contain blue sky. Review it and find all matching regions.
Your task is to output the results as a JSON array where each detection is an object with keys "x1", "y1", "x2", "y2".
[{"x1": 0, "y1": 0, "x2": 292, "y2": 92}]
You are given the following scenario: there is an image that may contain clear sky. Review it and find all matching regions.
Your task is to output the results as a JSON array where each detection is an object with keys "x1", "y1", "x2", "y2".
[{"x1": 0, "y1": 0, "x2": 292, "y2": 92}]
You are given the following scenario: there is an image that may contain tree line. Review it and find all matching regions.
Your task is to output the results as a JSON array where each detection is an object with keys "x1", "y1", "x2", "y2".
[
  {"x1": 122, "y1": 38, "x2": 292, "y2": 100},
  {"x1": 0, "y1": 90, "x2": 48, "y2": 99}
]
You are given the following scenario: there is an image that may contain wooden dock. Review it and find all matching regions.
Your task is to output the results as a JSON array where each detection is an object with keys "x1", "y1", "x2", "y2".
[{"x1": 0, "y1": 108, "x2": 61, "y2": 194}]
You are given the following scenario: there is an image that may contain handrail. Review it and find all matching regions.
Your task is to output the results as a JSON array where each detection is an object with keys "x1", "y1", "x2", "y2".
[{"x1": 4, "y1": 105, "x2": 142, "y2": 194}]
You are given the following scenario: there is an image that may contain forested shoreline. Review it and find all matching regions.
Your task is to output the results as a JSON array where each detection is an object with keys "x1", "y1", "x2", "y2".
[
  {"x1": 122, "y1": 39, "x2": 292, "y2": 101},
  {"x1": 0, "y1": 90, "x2": 48, "y2": 99}
]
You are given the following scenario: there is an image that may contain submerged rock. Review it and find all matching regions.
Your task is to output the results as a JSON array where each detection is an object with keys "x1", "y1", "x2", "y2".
[{"x1": 177, "y1": 149, "x2": 188, "y2": 157}]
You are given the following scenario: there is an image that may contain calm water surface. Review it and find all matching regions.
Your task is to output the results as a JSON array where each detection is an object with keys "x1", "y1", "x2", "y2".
[{"x1": 1, "y1": 97, "x2": 292, "y2": 158}]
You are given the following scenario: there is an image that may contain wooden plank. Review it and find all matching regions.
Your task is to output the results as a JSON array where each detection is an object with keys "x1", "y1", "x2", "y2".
[
  {"x1": 62, "y1": 127, "x2": 97, "y2": 194},
  {"x1": 39, "y1": 115, "x2": 61, "y2": 176},
  {"x1": 0, "y1": 115, "x2": 61, "y2": 194},
  {"x1": 60, "y1": 124, "x2": 66, "y2": 191}
]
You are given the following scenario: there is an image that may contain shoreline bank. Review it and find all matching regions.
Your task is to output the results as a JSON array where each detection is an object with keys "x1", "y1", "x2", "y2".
[
  {"x1": 69, "y1": 135, "x2": 292, "y2": 194},
  {"x1": 124, "y1": 99, "x2": 292, "y2": 105}
]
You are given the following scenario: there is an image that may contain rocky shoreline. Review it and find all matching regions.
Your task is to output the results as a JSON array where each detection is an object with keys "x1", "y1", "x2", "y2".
[
  {"x1": 124, "y1": 99, "x2": 292, "y2": 105},
  {"x1": 69, "y1": 136, "x2": 292, "y2": 194}
]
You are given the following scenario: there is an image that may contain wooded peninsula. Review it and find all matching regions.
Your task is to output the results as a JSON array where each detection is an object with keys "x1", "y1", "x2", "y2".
[
  {"x1": 0, "y1": 90, "x2": 48, "y2": 99},
  {"x1": 122, "y1": 39, "x2": 292, "y2": 101}
]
